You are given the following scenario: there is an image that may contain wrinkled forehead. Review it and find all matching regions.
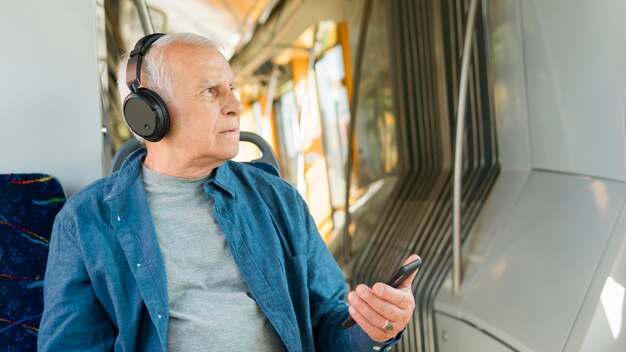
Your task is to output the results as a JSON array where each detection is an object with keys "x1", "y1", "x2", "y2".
[
  {"x1": 166, "y1": 44, "x2": 236, "y2": 84},
  {"x1": 195, "y1": 56, "x2": 236, "y2": 82}
]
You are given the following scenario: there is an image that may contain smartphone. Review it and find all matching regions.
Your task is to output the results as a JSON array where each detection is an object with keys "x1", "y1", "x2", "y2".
[{"x1": 341, "y1": 257, "x2": 422, "y2": 329}]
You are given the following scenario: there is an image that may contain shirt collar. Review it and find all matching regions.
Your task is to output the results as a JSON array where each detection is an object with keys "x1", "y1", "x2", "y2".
[
  {"x1": 105, "y1": 147, "x2": 146, "y2": 201},
  {"x1": 205, "y1": 161, "x2": 236, "y2": 199}
]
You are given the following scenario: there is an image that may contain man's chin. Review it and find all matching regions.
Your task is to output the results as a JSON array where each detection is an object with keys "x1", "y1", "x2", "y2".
[{"x1": 225, "y1": 146, "x2": 240, "y2": 161}]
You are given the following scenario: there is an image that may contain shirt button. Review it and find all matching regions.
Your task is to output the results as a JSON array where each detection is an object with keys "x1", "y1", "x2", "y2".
[
  {"x1": 158, "y1": 314, "x2": 162, "y2": 319},
  {"x1": 117, "y1": 215, "x2": 121, "y2": 222},
  {"x1": 137, "y1": 263, "x2": 141, "y2": 267},
  {"x1": 373, "y1": 347, "x2": 381, "y2": 351}
]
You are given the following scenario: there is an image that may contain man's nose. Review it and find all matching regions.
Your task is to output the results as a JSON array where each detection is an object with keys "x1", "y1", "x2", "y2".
[{"x1": 223, "y1": 92, "x2": 244, "y2": 116}]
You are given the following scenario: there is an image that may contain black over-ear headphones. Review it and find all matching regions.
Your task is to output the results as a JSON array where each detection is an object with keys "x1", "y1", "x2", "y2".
[{"x1": 123, "y1": 33, "x2": 169, "y2": 142}]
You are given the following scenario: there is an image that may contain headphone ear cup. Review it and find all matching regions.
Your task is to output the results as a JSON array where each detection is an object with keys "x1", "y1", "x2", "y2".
[{"x1": 123, "y1": 88, "x2": 170, "y2": 142}]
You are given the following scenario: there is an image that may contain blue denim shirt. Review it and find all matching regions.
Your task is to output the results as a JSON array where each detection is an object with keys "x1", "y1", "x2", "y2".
[{"x1": 38, "y1": 148, "x2": 400, "y2": 351}]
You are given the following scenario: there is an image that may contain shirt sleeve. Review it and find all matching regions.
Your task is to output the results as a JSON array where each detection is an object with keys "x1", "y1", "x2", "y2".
[
  {"x1": 296, "y1": 193, "x2": 402, "y2": 351},
  {"x1": 38, "y1": 213, "x2": 116, "y2": 351}
]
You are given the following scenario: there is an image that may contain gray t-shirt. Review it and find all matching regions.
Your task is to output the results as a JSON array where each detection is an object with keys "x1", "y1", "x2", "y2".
[{"x1": 142, "y1": 165, "x2": 284, "y2": 352}]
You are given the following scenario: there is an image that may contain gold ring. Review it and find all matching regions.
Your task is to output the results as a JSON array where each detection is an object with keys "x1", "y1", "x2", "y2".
[{"x1": 382, "y1": 319, "x2": 394, "y2": 331}]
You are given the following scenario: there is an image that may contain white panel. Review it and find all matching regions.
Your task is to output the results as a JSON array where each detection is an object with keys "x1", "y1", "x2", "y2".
[
  {"x1": 436, "y1": 171, "x2": 626, "y2": 351},
  {"x1": 435, "y1": 313, "x2": 513, "y2": 352},
  {"x1": 0, "y1": 0, "x2": 103, "y2": 195},
  {"x1": 521, "y1": 0, "x2": 626, "y2": 181},
  {"x1": 490, "y1": 0, "x2": 531, "y2": 172},
  {"x1": 436, "y1": 171, "x2": 529, "y2": 316},
  {"x1": 567, "y1": 202, "x2": 626, "y2": 352}
]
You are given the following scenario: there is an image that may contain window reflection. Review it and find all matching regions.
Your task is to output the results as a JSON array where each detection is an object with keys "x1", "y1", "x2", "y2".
[
  {"x1": 274, "y1": 86, "x2": 300, "y2": 186},
  {"x1": 316, "y1": 45, "x2": 351, "y2": 230},
  {"x1": 339, "y1": 0, "x2": 399, "y2": 257}
]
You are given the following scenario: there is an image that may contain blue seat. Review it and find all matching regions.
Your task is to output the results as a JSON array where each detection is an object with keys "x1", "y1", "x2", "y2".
[{"x1": 0, "y1": 174, "x2": 66, "y2": 351}]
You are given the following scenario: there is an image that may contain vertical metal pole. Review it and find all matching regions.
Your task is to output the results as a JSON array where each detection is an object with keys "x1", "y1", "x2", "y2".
[
  {"x1": 452, "y1": 0, "x2": 478, "y2": 295},
  {"x1": 132, "y1": 0, "x2": 155, "y2": 34}
]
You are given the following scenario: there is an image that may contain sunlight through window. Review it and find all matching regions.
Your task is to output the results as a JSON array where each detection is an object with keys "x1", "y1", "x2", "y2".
[{"x1": 601, "y1": 277, "x2": 624, "y2": 339}]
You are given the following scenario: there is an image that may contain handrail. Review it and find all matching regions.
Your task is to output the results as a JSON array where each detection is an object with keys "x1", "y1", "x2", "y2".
[
  {"x1": 239, "y1": 131, "x2": 280, "y2": 174},
  {"x1": 132, "y1": 0, "x2": 155, "y2": 34},
  {"x1": 452, "y1": 0, "x2": 478, "y2": 295}
]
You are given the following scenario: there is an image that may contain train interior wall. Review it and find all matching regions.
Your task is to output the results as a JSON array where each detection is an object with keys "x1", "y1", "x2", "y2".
[
  {"x1": 434, "y1": 0, "x2": 626, "y2": 351},
  {"x1": 0, "y1": 0, "x2": 103, "y2": 196}
]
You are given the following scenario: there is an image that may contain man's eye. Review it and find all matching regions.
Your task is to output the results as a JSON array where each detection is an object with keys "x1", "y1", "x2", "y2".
[{"x1": 206, "y1": 87, "x2": 215, "y2": 94}]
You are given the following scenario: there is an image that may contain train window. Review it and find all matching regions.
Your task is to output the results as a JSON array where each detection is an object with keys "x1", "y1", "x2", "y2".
[
  {"x1": 353, "y1": 6, "x2": 398, "y2": 188},
  {"x1": 315, "y1": 45, "x2": 351, "y2": 235},
  {"x1": 295, "y1": 70, "x2": 334, "y2": 240},
  {"x1": 274, "y1": 84, "x2": 300, "y2": 185},
  {"x1": 260, "y1": 14, "x2": 399, "y2": 246},
  {"x1": 273, "y1": 72, "x2": 335, "y2": 242},
  {"x1": 252, "y1": 100, "x2": 276, "y2": 159},
  {"x1": 339, "y1": 0, "x2": 399, "y2": 256}
]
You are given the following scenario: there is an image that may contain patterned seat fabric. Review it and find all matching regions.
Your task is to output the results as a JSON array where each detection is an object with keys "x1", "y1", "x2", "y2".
[{"x1": 0, "y1": 174, "x2": 65, "y2": 351}]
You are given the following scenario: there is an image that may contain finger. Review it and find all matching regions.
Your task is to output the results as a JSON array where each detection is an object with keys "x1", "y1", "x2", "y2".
[
  {"x1": 348, "y1": 305, "x2": 397, "y2": 342},
  {"x1": 358, "y1": 284, "x2": 406, "y2": 319},
  {"x1": 398, "y1": 254, "x2": 421, "y2": 290},
  {"x1": 348, "y1": 287, "x2": 389, "y2": 330},
  {"x1": 371, "y1": 283, "x2": 415, "y2": 311}
]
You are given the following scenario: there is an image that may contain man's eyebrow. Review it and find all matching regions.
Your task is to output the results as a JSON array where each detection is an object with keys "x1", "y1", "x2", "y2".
[{"x1": 196, "y1": 77, "x2": 237, "y2": 88}]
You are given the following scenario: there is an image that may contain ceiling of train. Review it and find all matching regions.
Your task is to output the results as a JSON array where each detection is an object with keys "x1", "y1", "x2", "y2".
[{"x1": 146, "y1": 0, "x2": 280, "y2": 58}]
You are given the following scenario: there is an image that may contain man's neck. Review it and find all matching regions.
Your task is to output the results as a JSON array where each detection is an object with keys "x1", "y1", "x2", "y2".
[{"x1": 143, "y1": 148, "x2": 221, "y2": 179}]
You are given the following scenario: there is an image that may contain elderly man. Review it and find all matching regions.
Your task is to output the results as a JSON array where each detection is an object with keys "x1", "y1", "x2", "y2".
[{"x1": 38, "y1": 32, "x2": 419, "y2": 351}]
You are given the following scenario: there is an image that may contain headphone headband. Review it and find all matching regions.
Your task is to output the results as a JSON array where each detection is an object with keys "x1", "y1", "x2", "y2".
[{"x1": 125, "y1": 33, "x2": 165, "y2": 93}]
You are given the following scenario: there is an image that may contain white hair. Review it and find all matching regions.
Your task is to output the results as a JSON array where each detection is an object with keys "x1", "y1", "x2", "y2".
[{"x1": 116, "y1": 33, "x2": 224, "y2": 140}]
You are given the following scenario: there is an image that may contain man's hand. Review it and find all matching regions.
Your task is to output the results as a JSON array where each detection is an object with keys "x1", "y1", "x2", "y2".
[{"x1": 346, "y1": 254, "x2": 420, "y2": 342}]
